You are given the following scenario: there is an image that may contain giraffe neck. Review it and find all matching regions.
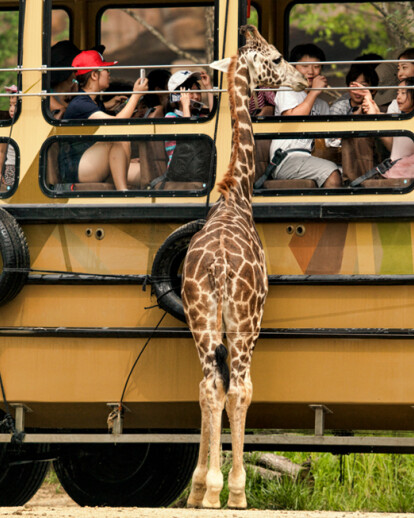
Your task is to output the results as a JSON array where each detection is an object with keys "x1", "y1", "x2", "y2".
[{"x1": 217, "y1": 53, "x2": 255, "y2": 205}]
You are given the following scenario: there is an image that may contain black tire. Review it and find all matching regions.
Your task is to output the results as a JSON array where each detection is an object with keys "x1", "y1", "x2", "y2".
[
  {"x1": 151, "y1": 219, "x2": 205, "y2": 322},
  {"x1": 0, "y1": 208, "x2": 30, "y2": 305},
  {"x1": 53, "y1": 442, "x2": 199, "y2": 507},
  {"x1": 0, "y1": 444, "x2": 50, "y2": 506}
]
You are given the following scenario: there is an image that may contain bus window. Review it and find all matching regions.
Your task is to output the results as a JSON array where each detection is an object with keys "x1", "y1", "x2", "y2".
[
  {"x1": 40, "y1": 135, "x2": 215, "y2": 197},
  {"x1": 0, "y1": 138, "x2": 18, "y2": 197},
  {"x1": 247, "y1": 4, "x2": 259, "y2": 28},
  {"x1": 100, "y1": 6, "x2": 215, "y2": 80},
  {"x1": 0, "y1": 9, "x2": 19, "y2": 118},
  {"x1": 287, "y1": 1, "x2": 414, "y2": 115},
  {"x1": 98, "y1": 5, "x2": 215, "y2": 119},
  {"x1": 51, "y1": 8, "x2": 70, "y2": 44},
  {"x1": 253, "y1": 133, "x2": 414, "y2": 194}
]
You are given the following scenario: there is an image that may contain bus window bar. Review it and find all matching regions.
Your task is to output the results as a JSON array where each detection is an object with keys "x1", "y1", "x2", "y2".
[
  {"x1": 2, "y1": 58, "x2": 412, "y2": 74},
  {"x1": 1, "y1": 85, "x2": 412, "y2": 98}
]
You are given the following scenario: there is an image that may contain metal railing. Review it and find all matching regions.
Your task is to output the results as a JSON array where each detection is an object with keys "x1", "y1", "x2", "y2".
[{"x1": 0, "y1": 59, "x2": 411, "y2": 98}]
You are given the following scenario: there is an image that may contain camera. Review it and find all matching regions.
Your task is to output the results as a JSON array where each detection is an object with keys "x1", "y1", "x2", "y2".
[{"x1": 190, "y1": 99, "x2": 204, "y2": 115}]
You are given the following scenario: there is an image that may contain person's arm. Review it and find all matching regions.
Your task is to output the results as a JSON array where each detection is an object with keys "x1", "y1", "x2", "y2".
[
  {"x1": 199, "y1": 71, "x2": 214, "y2": 112},
  {"x1": 360, "y1": 91, "x2": 393, "y2": 150},
  {"x1": 104, "y1": 95, "x2": 128, "y2": 112},
  {"x1": 282, "y1": 75, "x2": 327, "y2": 116},
  {"x1": 180, "y1": 89, "x2": 191, "y2": 117},
  {"x1": 89, "y1": 78, "x2": 148, "y2": 120}
]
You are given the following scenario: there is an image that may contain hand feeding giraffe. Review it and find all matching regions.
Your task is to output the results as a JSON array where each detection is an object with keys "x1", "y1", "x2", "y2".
[{"x1": 181, "y1": 25, "x2": 307, "y2": 509}]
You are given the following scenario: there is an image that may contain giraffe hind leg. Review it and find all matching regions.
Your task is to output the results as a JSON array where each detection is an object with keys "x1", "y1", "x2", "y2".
[
  {"x1": 201, "y1": 373, "x2": 227, "y2": 509},
  {"x1": 187, "y1": 380, "x2": 209, "y2": 508},
  {"x1": 226, "y1": 374, "x2": 252, "y2": 509},
  {"x1": 225, "y1": 334, "x2": 255, "y2": 509}
]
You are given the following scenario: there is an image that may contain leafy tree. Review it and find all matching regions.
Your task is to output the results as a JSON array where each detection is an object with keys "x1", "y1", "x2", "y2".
[
  {"x1": 290, "y1": 2, "x2": 414, "y2": 58},
  {"x1": 0, "y1": 11, "x2": 19, "y2": 110}
]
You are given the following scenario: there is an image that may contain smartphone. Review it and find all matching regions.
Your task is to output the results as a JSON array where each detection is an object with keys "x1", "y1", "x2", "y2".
[{"x1": 140, "y1": 69, "x2": 146, "y2": 80}]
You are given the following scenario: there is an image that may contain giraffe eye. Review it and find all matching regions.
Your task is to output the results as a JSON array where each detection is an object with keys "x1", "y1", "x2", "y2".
[{"x1": 273, "y1": 57, "x2": 282, "y2": 65}]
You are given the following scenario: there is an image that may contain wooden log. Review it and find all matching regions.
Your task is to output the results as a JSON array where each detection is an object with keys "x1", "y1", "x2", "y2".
[{"x1": 245, "y1": 453, "x2": 312, "y2": 482}]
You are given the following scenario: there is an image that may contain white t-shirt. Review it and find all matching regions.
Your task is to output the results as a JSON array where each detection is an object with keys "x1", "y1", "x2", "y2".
[
  {"x1": 386, "y1": 99, "x2": 414, "y2": 160},
  {"x1": 387, "y1": 99, "x2": 400, "y2": 114},
  {"x1": 270, "y1": 89, "x2": 329, "y2": 158}
]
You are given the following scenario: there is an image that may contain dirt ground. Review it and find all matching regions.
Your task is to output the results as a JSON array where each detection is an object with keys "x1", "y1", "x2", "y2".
[{"x1": 0, "y1": 484, "x2": 412, "y2": 518}]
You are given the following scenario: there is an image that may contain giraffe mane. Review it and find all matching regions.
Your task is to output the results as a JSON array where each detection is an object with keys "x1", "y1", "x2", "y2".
[{"x1": 217, "y1": 54, "x2": 239, "y2": 200}]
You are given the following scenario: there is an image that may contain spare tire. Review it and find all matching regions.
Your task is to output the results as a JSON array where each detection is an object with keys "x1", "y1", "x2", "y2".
[
  {"x1": 0, "y1": 208, "x2": 30, "y2": 305},
  {"x1": 151, "y1": 219, "x2": 205, "y2": 322}
]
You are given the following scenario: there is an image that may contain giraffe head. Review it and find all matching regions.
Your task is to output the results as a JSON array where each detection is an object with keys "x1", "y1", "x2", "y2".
[{"x1": 239, "y1": 25, "x2": 307, "y2": 93}]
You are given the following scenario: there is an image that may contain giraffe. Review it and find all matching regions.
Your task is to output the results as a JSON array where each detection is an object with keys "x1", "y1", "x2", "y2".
[{"x1": 181, "y1": 25, "x2": 307, "y2": 509}]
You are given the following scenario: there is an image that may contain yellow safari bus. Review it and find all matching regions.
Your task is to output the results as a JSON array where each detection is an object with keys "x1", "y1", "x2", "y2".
[{"x1": 0, "y1": 0, "x2": 414, "y2": 507}]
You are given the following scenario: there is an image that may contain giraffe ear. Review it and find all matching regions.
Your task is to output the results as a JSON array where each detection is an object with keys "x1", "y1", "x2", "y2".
[{"x1": 209, "y1": 57, "x2": 232, "y2": 73}]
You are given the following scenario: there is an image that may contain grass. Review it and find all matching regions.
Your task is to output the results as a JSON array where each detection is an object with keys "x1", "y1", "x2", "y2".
[{"x1": 174, "y1": 448, "x2": 414, "y2": 511}]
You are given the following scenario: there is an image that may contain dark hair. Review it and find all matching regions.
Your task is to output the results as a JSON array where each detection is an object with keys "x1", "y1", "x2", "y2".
[
  {"x1": 76, "y1": 71, "x2": 94, "y2": 89},
  {"x1": 147, "y1": 69, "x2": 171, "y2": 91},
  {"x1": 399, "y1": 76, "x2": 414, "y2": 108},
  {"x1": 398, "y1": 48, "x2": 414, "y2": 60},
  {"x1": 144, "y1": 70, "x2": 172, "y2": 109},
  {"x1": 346, "y1": 64, "x2": 379, "y2": 86},
  {"x1": 180, "y1": 76, "x2": 200, "y2": 90},
  {"x1": 354, "y1": 53, "x2": 383, "y2": 70},
  {"x1": 289, "y1": 44, "x2": 326, "y2": 63},
  {"x1": 51, "y1": 40, "x2": 80, "y2": 87}
]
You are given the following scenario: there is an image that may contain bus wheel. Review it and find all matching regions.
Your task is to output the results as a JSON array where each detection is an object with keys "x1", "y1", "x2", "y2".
[
  {"x1": 0, "y1": 208, "x2": 30, "y2": 305},
  {"x1": 0, "y1": 444, "x2": 50, "y2": 506},
  {"x1": 151, "y1": 219, "x2": 205, "y2": 322},
  {"x1": 53, "y1": 442, "x2": 199, "y2": 507}
]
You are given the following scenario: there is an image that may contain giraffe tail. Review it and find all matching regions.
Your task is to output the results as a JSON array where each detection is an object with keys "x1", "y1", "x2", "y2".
[
  {"x1": 210, "y1": 245, "x2": 230, "y2": 393},
  {"x1": 215, "y1": 344, "x2": 230, "y2": 393}
]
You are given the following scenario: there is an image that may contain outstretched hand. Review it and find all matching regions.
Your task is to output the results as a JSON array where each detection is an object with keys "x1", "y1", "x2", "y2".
[
  {"x1": 312, "y1": 75, "x2": 328, "y2": 94},
  {"x1": 199, "y1": 71, "x2": 212, "y2": 90},
  {"x1": 133, "y1": 77, "x2": 149, "y2": 93}
]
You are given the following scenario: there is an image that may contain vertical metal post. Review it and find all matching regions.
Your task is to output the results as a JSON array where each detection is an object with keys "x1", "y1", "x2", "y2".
[
  {"x1": 309, "y1": 404, "x2": 332, "y2": 436},
  {"x1": 11, "y1": 404, "x2": 32, "y2": 433},
  {"x1": 106, "y1": 403, "x2": 130, "y2": 435}
]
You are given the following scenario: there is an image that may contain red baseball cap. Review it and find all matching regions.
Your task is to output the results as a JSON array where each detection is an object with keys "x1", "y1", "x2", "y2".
[{"x1": 72, "y1": 50, "x2": 118, "y2": 76}]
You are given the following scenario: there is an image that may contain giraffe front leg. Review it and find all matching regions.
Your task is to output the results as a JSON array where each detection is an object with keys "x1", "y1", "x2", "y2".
[
  {"x1": 202, "y1": 377, "x2": 226, "y2": 508},
  {"x1": 187, "y1": 381, "x2": 209, "y2": 508},
  {"x1": 225, "y1": 374, "x2": 253, "y2": 509}
]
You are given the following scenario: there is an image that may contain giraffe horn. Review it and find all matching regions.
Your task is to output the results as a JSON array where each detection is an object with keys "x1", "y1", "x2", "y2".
[{"x1": 239, "y1": 24, "x2": 267, "y2": 45}]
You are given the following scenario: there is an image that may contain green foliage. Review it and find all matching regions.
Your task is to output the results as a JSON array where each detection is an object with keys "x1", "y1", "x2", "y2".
[
  {"x1": 248, "y1": 451, "x2": 414, "y2": 512},
  {"x1": 247, "y1": 6, "x2": 259, "y2": 28},
  {"x1": 0, "y1": 11, "x2": 19, "y2": 110},
  {"x1": 174, "y1": 449, "x2": 414, "y2": 511},
  {"x1": 290, "y1": 2, "x2": 414, "y2": 58}
]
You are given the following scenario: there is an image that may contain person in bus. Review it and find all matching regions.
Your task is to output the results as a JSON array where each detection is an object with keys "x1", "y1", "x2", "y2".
[
  {"x1": 59, "y1": 50, "x2": 148, "y2": 190},
  {"x1": 330, "y1": 64, "x2": 378, "y2": 116},
  {"x1": 328, "y1": 64, "x2": 380, "y2": 183},
  {"x1": 269, "y1": 44, "x2": 341, "y2": 188},
  {"x1": 0, "y1": 85, "x2": 18, "y2": 188},
  {"x1": 361, "y1": 77, "x2": 414, "y2": 178},
  {"x1": 384, "y1": 48, "x2": 414, "y2": 114},
  {"x1": 141, "y1": 69, "x2": 172, "y2": 118},
  {"x1": 50, "y1": 40, "x2": 81, "y2": 119},
  {"x1": 164, "y1": 70, "x2": 213, "y2": 164}
]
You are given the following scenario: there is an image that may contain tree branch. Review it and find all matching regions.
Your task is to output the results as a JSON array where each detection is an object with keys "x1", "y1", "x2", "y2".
[{"x1": 122, "y1": 9, "x2": 199, "y2": 64}]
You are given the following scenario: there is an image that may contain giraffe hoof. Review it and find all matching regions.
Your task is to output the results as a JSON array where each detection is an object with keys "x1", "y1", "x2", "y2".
[
  {"x1": 186, "y1": 500, "x2": 203, "y2": 508},
  {"x1": 186, "y1": 495, "x2": 204, "y2": 508},
  {"x1": 227, "y1": 495, "x2": 247, "y2": 509},
  {"x1": 202, "y1": 494, "x2": 221, "y2": 509}
]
